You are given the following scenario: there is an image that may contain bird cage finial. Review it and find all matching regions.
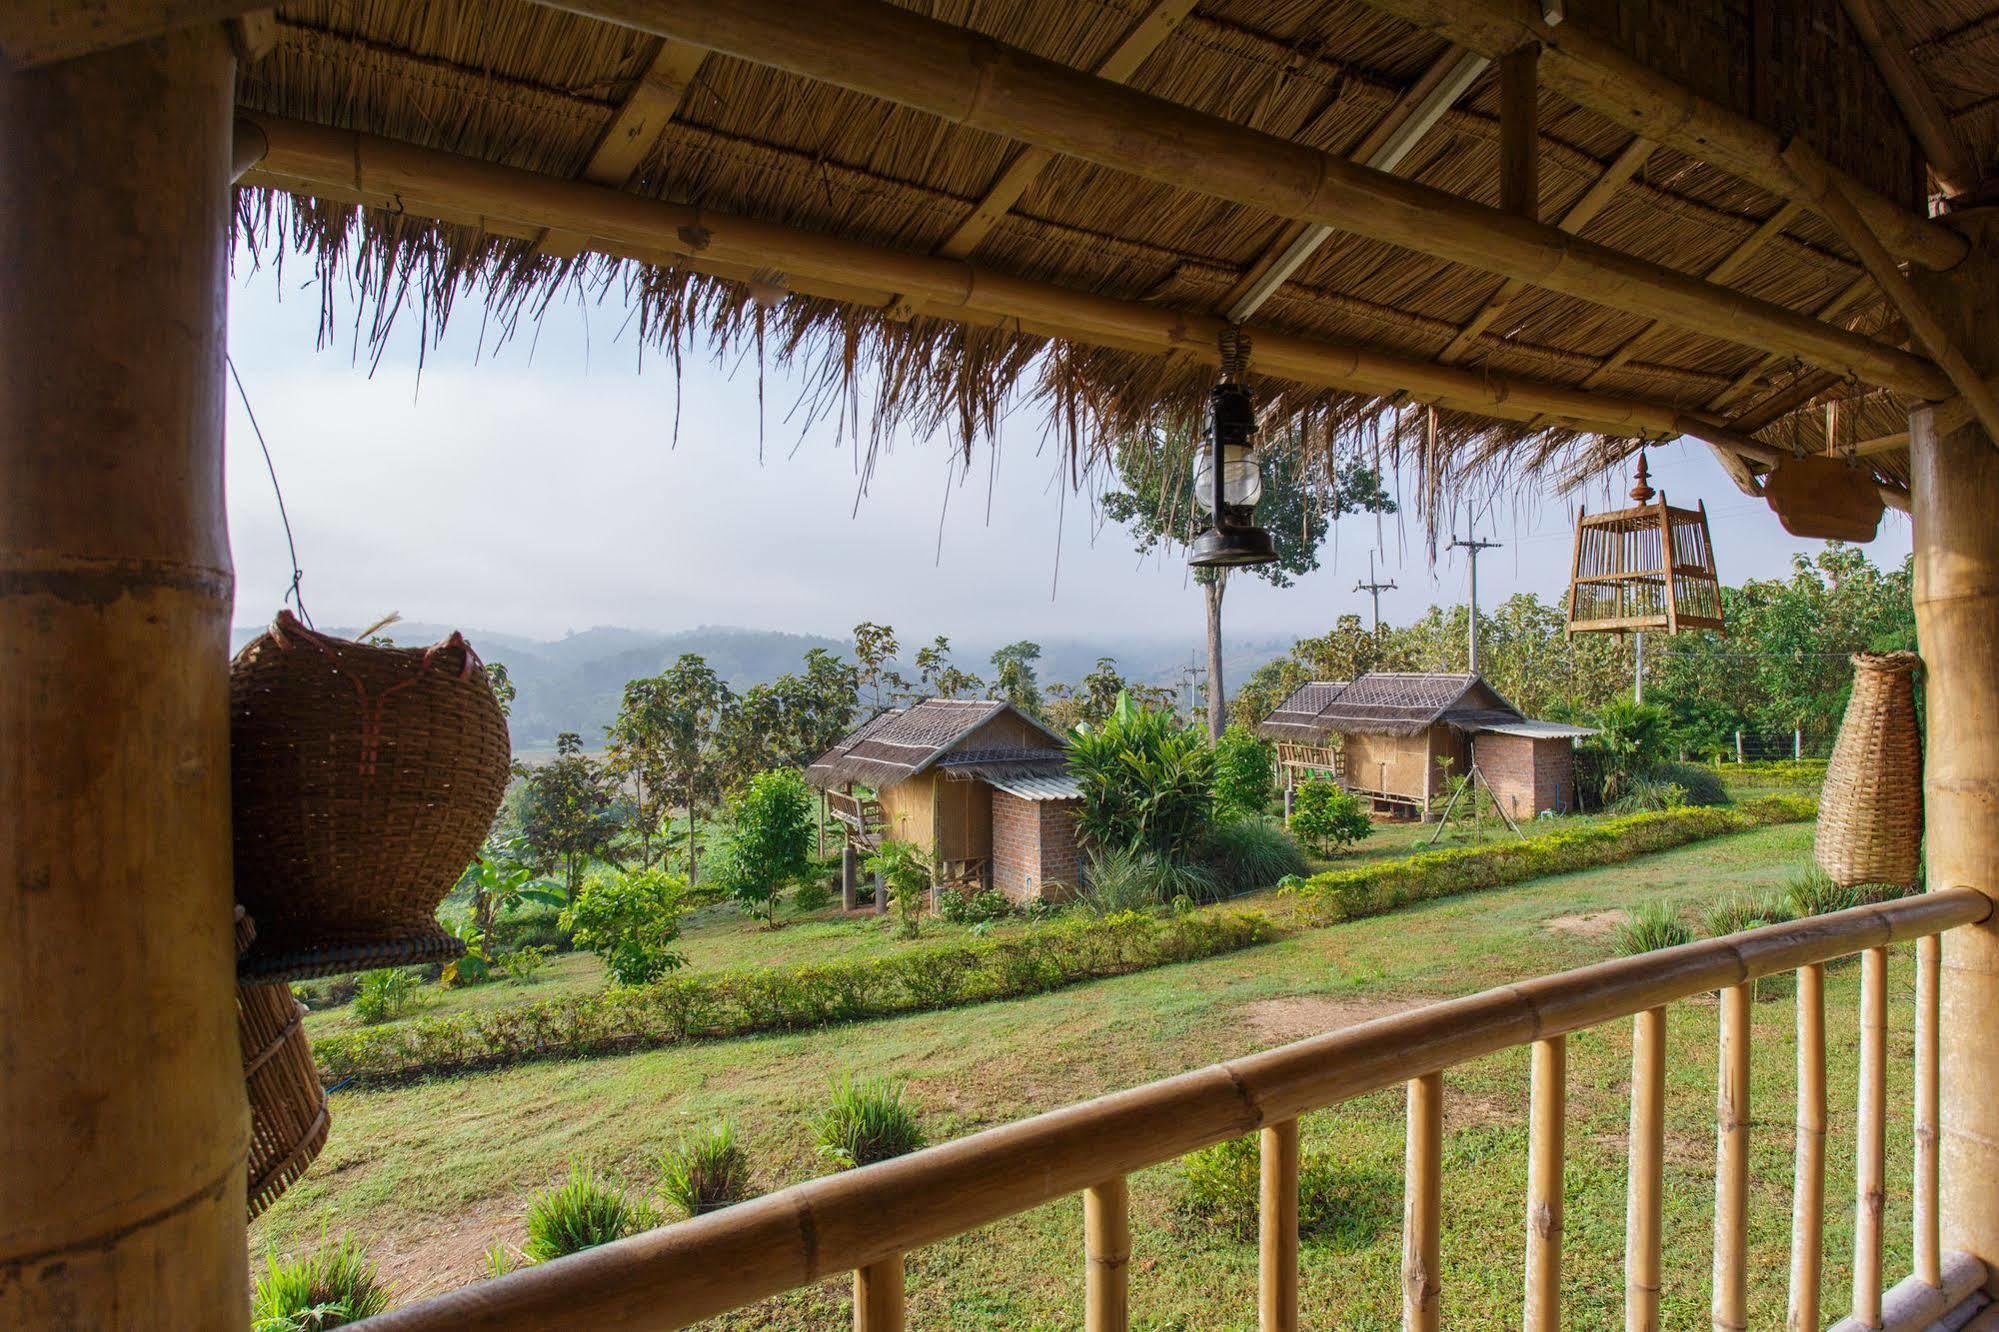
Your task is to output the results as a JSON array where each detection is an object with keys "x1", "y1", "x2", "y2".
[{"x1": 1629, "y1": 449, "x2": 1656, "y2": 504}]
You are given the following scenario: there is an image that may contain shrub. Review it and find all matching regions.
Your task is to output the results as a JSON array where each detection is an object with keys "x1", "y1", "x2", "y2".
[
  {"x1": 1211, "y1": 724, "x2": 1276, "y2": 822},
  {"x1": 791, "y1": 879, "x2": 834, "y2": 914},
  {"x1": 1586, "y1": 699, "x2": 1672, "y2": 804},
  {"x1": 1068, "y1": 692, "x2": 1214, "y2": 858},
  {"x1": 658, "y1": 1120, "x2": 752, "y2": 1218},
  {"x1": 815, "y1": 1076, "x2": 927, "y2": 1169},
  {"x1": 1617, "y1": 900, "x2": 1694, "y2": 956},
  {"x1": 1076, "y1": 847, "x2": 1217, "y2": 913},
  {"x1": 251, "y1": 1236, "x2": 392, "y2": 1332},
  {"x1": 1196, "y1": 819, "x2": 1309, "y2": 900},
  {"x1": 499, "y1": 944, "x2": 551, "y2": 987},
  {"x1": 1650, "y1": 761, "x2": 1729, "y2": 808},
  {"x1": 1289, "y1": 780, "x2": 1372, "y2": 856},
  {"x1": 351, "y1": 969, "x2": 418, "y2": 1025},
  {"x1": 560, "y1": 866, "x2": 690, "y2": 987},
  {"x1": 1702, "y1": 890, "x2": 1793, "y2": 938},
  {"x1": 866, "y1": 839, "x2": 933, "y2": 939},
  {"x1": 520, "y1": 1166, "x2": 660, "y2": 1263},
  {"x1": 1175, "y1": 1136, "x2": 1396, "y2": 1249},
  {"x1": 714, "y1": 769, "x2": 817, "y2": 925},
  {"x1": 1608, "y1": 776, "x2": 1687, "y2": 814},
  {"x1": 936, "y1": 886, "x2": 1012, "y2": 923}
]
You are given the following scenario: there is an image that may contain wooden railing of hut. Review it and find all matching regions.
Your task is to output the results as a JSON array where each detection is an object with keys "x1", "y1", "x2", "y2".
[
  {"x1": 1274, "y1": 741, "x2": 1344, "y2": 781},
  {"x1": 825, "y1": 789, "x2": 886, "y2": 848},
  {"x1": 357, "y1": 888, "x2": 1990, "y2": 1332}
]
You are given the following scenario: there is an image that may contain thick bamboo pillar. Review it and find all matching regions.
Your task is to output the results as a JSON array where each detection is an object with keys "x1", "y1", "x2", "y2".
[
  {"x1": 1085, "y1": 1177, "x2": 1131, "y2": 1332},
  {"x1": 1260, "y1": 1121, "x2": 1299, "y2": 1332},
  {"x1": 0, "y1": 25, "x2": 246, "y2": 1329},
  {"x1": 1910, "y1": 208, "x2": 1999, "y2": 1289}
]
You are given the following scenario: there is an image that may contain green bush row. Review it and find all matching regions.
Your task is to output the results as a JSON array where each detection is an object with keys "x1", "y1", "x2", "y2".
[
  {"x1": 1715, "y1": 759, "x2": 1828, "y2": 791},
  {"x1": 315, "y1": 909, "x2": 1277, "y2": 1085},
  {"x1": 1280, "y1": 796, "x2": 1817, "y2": 926}
]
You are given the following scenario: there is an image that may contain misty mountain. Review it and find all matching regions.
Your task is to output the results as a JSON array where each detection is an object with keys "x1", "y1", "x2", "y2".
[{"x1": 229, "y1": 620, "x2": 1291, "y2": 750}]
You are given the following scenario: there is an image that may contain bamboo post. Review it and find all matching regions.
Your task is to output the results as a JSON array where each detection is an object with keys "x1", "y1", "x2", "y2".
[
  {"x1": 1714, "y1": 984, "x2": 1752, "y2": 1332},
  {"x1": 1626, "y1": 1009, "x2": 1666, "y2": 1332},
  {"x1": 1498, "y1": 43, "x2": 1538, "y2": 221},
  {"x1": 1909, "y1": 208, "x2": 1999, "y2": 1288},
  {"x1": 1404, "y1": 1074, "x2": 1443, "y2": 1332},
  {"x1": 854, "y1": 1255, "x2": 905, "y2": 1332},
  {"x1": 1259, "y1": 1123, "x2": 1299, "y2": 1331},
  {"x1": 841, "y1": 843, "x2": 859, "y2": 911},
  {"x1": 1790, "y1": 964, "x2": 1828, "y2": 1332},
  {"x1": 1916, "y1": 934, "x2": 1942, "y2": 1288},
  {"x1": 1086, "y1": 1178, "x2": 1130, "y2": 1332},
  {"x1": 1854, "y1": 948, "x2": 1889, "y2": 1325},
  {"x1": 1525, "y1": 1037, "x2": 1566, "y2": 1332},
  {"x1": 0, "y1": 27, "x2": 247, "y2": 1330}
]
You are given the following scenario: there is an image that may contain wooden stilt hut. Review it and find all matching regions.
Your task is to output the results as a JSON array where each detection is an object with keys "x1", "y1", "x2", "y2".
[{"x1": 7, "y1": 1, "x2": 1999, "y2": 1327}]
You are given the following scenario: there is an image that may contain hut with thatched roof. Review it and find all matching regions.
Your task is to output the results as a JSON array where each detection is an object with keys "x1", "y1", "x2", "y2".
[
  {"x1": 806, "y1": 698, "x2": 1083, "y2": 903},
  {"x1": 1259, "y1": 672, "x2": 1594, "y2": 817}
]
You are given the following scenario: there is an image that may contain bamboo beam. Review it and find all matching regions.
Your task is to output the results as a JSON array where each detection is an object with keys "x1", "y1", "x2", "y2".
[
  {"x1": 0, "y1": 0, "x2": 270, "y2": 68},
  {"x1": 1436, "y1": 134, "x2": 1653, "y2": 365},
  {"x1": 1260, "y1": 1123, "x2": 1299, "y2": 1332},
  {"x1": 1704, "y1": 276, "x2": 1876, "y2": 415},
  {"x1": 1223, "y1": 46, "x2": 1489, "y2": 323},
  {"x1": 1524, "y1": 1036, "x2": 1565, "y2": 1332},
  {"x1": 1916, "y1": 934, "x2": 1942, "y2": 1289},
  {"x1": 1626, "y1": 1009, "x2": 1665, "y2": 1332},
  {"x1": 1838, "y1": 0, "x2": 1977, "y2": 198},
  {"x1": 1349, "y1": 0, "x2": 1967, "y2": 272},
  {"x1": 1855, "y1": 948, "x2": 1889, "y2": 1327},
  {"x1": 1790, "y1": 964, "x2": 1827, "y2": 1332},
  {"x1": 853, "y1": 1256, "x2": 904, "y2": 1331},
  {"x1": 243, "y1": 113, "x2": 1841, "y2": 458},
  {"x1": 1404, "y1": 1075, "x2": 1443, "y2": 1332},
  {"x1": 1786, "y1": 141, "x2": 1999, "y2": 446},
  {"x1": 1726, "y1": 367, "x2": 1843, "y2": 437},
  {"x1": 0, "y1": 26, "x2": 248, "y2": 1329},
  {"x1": 1714, "y1": 984, "x2": 1751, "y2": 1332},
  {"x1": 540, "y1": 0, "x2": 1953, "y2": 398},
  {"x1": 1086, "y1": 1178, "x2": 1130, "y2": 1332},
  {"x1": 354, "y1": 891, "x2": 1988, "y2": 1332},
  {"x1": 937, "y1": 0, "x2": 1195, "y2": 261},
  {"x1": 1498, "y1": 43, "x2": 1537, "y2": 220}
]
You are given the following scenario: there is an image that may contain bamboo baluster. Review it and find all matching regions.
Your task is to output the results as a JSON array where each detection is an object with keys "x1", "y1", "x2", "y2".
[
  {"x1": 1916, "y1": 934, "x2": 1942, "y2": 1288},
  {"x1": 1790, "y1": 964, "x2": 1828, "y2": 1332},
  {"x1": 854, "y1": 1256, "x2": 905, "y2": 1332},
  {"x1": 1854, "y1": 948, "x2": 1889, "y2": 1326},
  {"x1": 1626, "y1": 1009, "x2": 1666, "y2": 1332},
  {"x1": 1086, "y1": 1178, "x2": 1130, "y2": 1332},
  {"x1": 1403, "y1": 1075, "x2": 1444, "y2": 1332},
  {"x1": 1525, "y1": 1037, "x2": 1566, "y2": 1332},
  {"x1": 1714, "y1": 984, "x2": 1751, "y2": 1332},
  {"x1": 1260, "y1": 1122, "x2": 1299, "y2": 1332}
]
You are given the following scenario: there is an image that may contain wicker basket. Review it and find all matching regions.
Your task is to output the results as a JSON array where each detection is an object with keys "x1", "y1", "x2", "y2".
[
  {"x1": 231, "y1": 610, "x2": 511, "y2": 980},
  {"x1": 1815, "y1": 651, "x2": 1924, "y2": 888},
  {"x1": 236, "y1": 907, "x2": 330, "y2": 1220}
]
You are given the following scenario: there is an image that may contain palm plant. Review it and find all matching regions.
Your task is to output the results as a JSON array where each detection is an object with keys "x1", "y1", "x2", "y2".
[{"x1": 1066, "y1": 692, "x2": 1214, "y2": 860}]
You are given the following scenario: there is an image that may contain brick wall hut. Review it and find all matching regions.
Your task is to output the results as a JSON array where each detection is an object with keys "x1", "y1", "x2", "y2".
[
  {"x1": 804, "y1": 699, "x2": 1085, "y2": 904},
  {"x1": 1258, "y1": 673, "x2": 1595, "y2": 819}
]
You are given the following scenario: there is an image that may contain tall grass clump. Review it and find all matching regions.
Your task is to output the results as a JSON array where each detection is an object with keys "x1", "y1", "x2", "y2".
[
  {"x1": 1702, "y1": 890, "x2": 1793, "y2": 938},
  {"x1": 1784, "y1": 867, "x2": 1914, "y2": 918},
  {"x1": 1078, "y1": 847, "x2": 1215, "y2": 913},
  {"x1": 815, "y1": 1075, "x2": 927, "y2": 1169},
  {"x1": 513, "y1": 1166, "x2": 659, "y2": 1266},
  {"x1": 1195, "y1": 819, "x2": 1308, "y2": 900},
  {"x1": 658, "y1": 1120, "x2": 752, "y2": 1218},
  {"x1": 1616, "y1": 900, "x2": 1694, "y2": 956},
  {"x1": 251, "y1": 1236, "x2": 391, "y2": 1332}
]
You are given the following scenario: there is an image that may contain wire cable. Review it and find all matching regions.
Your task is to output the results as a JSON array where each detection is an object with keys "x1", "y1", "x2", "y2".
[{"x1": 227, "y1": 354, "x2": 312, "y2": 628}]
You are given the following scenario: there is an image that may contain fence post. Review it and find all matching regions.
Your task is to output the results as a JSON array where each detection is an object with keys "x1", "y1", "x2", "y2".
[
  {"x1": 1735, "y1": 731, "x2": 1744, "y2": 764},
  {"x1": 841, "y1": 844, "x2": 858, "y2": 912},
  {"x1": 1794, "y1": 727, "x2": 1802, "y2": 761}
]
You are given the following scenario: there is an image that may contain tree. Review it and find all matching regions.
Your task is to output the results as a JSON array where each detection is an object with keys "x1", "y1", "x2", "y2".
[
  {"x1": 653, "y1": 655, "x2": 734, "y2": 881},
  {"x1": 913, "y1": 635, "x2": 983, "y2": 700},
  {"x1": 486, "y1": 661, "x2": 517, "y2": 716},
  {"x1": 713, "y1": 769, "x2": 817, "y2": 926},
  {"x1": 1290, "y1": 779, "x2": 1372, "y2": 855},
  {"x1": 852, "y1": 621, "x2": 908, "y2": 712},
  {"x1": 714, "y1": 647, "x2": 860, "y2": 791},
  {"x1": 1101, "y1": 427, "x2": 1394, "y2": 738},
  {"x1": 1211, "y1": 724, "x2": 1276, "y2": 822},
  {"x1": 989, "y1": 641, "x2": 1044, "y2": 713},
  {"x1": 1043, "y1": 656, "x2": 1173, "y2": 731},
  {"x1": 605, "y1": 676, "x2": 677, "y2": 868},
  {"x1": 560, "y1": 866, "x2": 691, "y2": 986},
  {"x1": 516, "y1": 733, "x2": 620, "y2": 901}
]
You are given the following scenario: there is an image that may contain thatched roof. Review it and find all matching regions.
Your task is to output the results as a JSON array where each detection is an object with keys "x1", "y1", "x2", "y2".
[
  {"x1": 1257, "y1": 671, "x2": 1526, "y2": 739},
  {"x1": 225, "y1": 0, "x2": 1999, "y2": 511},
  {"x1": 804, "y1": 699, "x2": 1065, "y2": 789}
]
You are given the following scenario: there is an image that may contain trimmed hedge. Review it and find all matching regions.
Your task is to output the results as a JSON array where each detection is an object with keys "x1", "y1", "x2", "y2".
[
  {"x1": 1716, "y1": 759, "x2": 1827, "y2": 792},
  {"x1": 1280, "y1": 796, "x2": 1817, "y2": 926},
  {"x1": 315, "y1": 909, "x2": 1276, "y2": 1084}
]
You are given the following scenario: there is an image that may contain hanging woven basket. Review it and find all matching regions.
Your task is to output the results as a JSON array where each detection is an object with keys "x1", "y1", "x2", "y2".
[
  {"x1": 236, "y1": 906, "x2": 329, "y2": 1220},
  {"x1": 1814, "y1": 651, "x2": 1923, "y2": 889},
  {"x1": 231, "y1": 610, "x2": 511, "y2": 980}
]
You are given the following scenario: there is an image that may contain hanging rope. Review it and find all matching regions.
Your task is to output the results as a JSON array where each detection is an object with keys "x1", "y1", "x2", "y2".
[
  {"x1": 227, "y1": 354, "x2": 312, "y2": 628},
  {"x1": 1218, "y1": 326, "x2": 1251, "y2": 382}
]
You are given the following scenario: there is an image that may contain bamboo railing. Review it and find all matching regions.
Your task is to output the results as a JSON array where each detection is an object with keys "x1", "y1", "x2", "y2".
[{"x1": 357, "y1": 889, "x2": 1990, "y2": 1332}]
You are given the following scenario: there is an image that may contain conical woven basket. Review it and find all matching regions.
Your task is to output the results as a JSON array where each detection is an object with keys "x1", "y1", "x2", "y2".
[
  {"x1": 231, "y1": 610, "x2": 511, "y2": 980},
  {"x1": 236, "y1": 907, "x2": 329, "y2": 1220},
  {"x1": 1814, "y1": 651, "x2": 1923, "y2": 888}
]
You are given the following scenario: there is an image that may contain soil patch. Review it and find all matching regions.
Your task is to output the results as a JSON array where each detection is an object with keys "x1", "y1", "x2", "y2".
[
  {"x1": 1545, "y1": 910, "x2": 1623, "y2": 939},
  {"x1": 1238, "y1": 994, "x2": 1419, "y2": 1045}
]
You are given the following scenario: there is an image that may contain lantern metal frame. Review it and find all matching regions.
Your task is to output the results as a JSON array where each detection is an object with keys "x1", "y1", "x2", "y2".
[{"x1": 1188, "y1": 376, "x2": 1277, "y2": 570}]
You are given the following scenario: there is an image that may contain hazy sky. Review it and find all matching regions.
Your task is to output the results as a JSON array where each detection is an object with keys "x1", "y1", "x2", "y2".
[{"x1": 222, "y1": 254, "x2": 1911, "y2": 650}]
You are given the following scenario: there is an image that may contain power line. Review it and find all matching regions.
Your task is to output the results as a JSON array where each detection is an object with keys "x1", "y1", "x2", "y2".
[{"x1": 1354, "y1": 549, "x2": 1397, "y2": 633}]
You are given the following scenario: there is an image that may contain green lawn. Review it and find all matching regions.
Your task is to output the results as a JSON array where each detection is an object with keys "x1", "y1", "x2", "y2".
[{"x1": 253, "y1": 821, "x2": 1925, "y2": 1329}]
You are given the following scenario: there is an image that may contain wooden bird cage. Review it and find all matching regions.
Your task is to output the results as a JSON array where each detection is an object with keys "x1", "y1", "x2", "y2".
[{"x1": 1567, "y1": 456, "x2": 1725, "y2": 637}]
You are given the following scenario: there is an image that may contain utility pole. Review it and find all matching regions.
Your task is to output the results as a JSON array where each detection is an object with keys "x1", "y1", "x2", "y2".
[
  {"x1": 1449, "y1": 530, "x2": 1503, "y2": 674},
  {"x1": 1354, "y1": 549, "x2": 1397, "y2": 633},
  {"x1": 1634, "y1": 630, "x2": 1645, "y2": 702}
]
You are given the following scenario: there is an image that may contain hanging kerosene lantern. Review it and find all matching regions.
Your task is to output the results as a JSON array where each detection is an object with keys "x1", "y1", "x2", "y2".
[{"x1": 1189, "y1": 330, "x2": 1278, "y2": 569}]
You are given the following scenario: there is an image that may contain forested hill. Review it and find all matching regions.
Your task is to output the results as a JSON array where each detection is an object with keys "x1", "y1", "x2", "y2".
[{"x1": 226, "y1": 621, "x2": 1288, "y2": 750}]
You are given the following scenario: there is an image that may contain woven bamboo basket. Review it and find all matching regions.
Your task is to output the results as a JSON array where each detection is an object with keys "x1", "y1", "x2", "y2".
[
  {"x1": 236, "y1": 907, "x2": 329, "y2": 1220},
  {"x1": 1814, "y1": 651, "x2": 1924, "y2": 888},
  {"x1": 231, "y1": 610, "x2": 511, "y2": 980}
]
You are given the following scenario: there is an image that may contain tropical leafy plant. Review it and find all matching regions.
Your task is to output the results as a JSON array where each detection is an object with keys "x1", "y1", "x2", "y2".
[
  {"x1": 498, "y1": 944, "x2": 551, "y2": 987},
  {"x1": 658, "y1": 1119, "x2": 753, "y2": 1218},
  {"x1": 1288, "y1": 779, "x2": 1372, "y2": 856},
  {"x1": 1211, "y1": 724, "x2": 1276, "y2": 822},
  {"x1": 1585, "y1": 699, "x2": 1673, "y2": 805},
  {"x1": 815, "y1": 1076, "x2": 927, "y2": 1169},
  {"x1": 713, "y1": 769, "x2": 817, "y2": 926},
  {"x1": 351, "y1": 968, "x2": 418, "y2": 1025},
  {"x1": 251, "y1": 1236, "x2": 391, "y2": 1332},
  {"x1": 560, "y1": 866, "x2": 690, "y2": 987},
  {"x1": 865, "y1": 839, "x2": 933, "y2": 939},
  {"x1": 1067, "y1": 692, "x2": 1215, "y2": 859}
]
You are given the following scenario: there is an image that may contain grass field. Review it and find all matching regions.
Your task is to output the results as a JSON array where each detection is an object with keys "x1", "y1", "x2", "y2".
[{"x1": 254, "y1": 819, "x2": 1928, "y2": 1329}]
